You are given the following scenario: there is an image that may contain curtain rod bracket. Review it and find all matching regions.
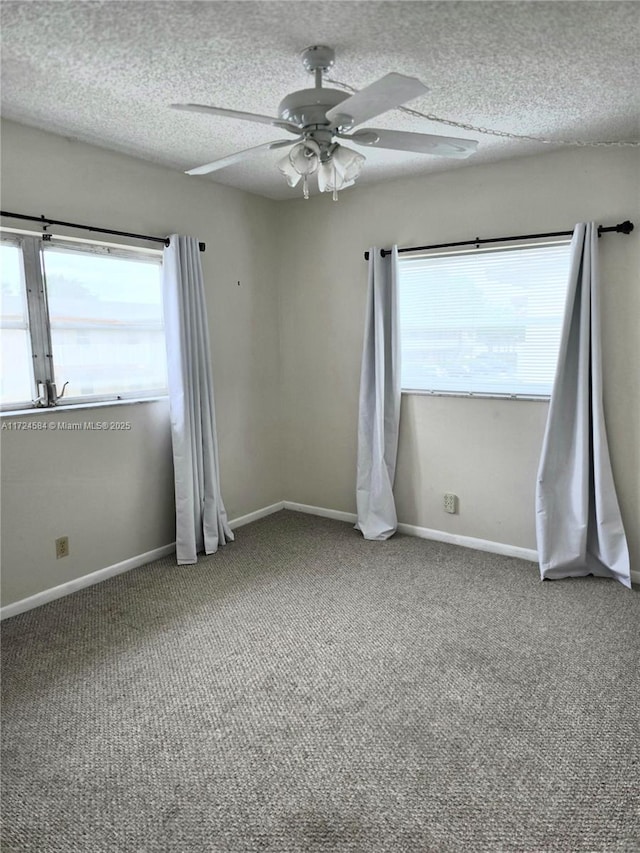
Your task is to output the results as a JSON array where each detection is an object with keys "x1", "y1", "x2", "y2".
[
  {"x1": 363, "y1": 248, "x2": 388, "y2": 260},
  {"x1": 164, "y1": 239, "x2": 205, "y2": 251}
]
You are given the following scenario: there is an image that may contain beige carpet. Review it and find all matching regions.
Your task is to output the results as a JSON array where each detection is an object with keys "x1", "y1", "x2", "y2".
[{"x1": 2, "y1": 510, "x2": 639, "y2": 852}]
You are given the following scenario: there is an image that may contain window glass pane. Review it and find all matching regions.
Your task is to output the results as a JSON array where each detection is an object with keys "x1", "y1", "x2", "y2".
[
  {"x1": 1, "y1": 242, "x2": 34, "y2": 405},
  {"x1": 398, "y1": 243, "x2": 572, "y2": 396},
  {"x1": 43, "y1": 247, "x2": 168, "y2": 398}
]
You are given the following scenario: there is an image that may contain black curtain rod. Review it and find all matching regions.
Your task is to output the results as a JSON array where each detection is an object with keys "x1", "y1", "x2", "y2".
[
  {"x1": 363, "y1": 220, "x2": 634, "y2": 260},
  {"x1": 0, "y1": 211, "x2": 206, "y2": 252}
]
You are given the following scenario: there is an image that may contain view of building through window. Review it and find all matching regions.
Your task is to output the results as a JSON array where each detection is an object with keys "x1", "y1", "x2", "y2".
[
  {"x1": 0, "y1": 242, "x2": 34, "y2": 405},
  {"x1": 43, "y1": 247, "x2": 167, "y2": 400},
  {"x1": 0, "y1": 237, "x2": 168, "y2": 409}
]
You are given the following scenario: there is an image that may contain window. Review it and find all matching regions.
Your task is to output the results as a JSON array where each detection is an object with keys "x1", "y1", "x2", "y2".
[
  {"x1": 398, "y1": 241, "x2": 572, "y2": 398},
  {"x1": 0, "y1": 242, "x2": 34, "y2": 405},
  {"x1": 0, "y1": 234, "x2": 168, "y2": 410}
]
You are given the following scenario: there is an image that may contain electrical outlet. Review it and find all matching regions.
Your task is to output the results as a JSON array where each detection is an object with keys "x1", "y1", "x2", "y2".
[
  {"x1": 444, "y1": 493, "x2": 458, "y2": 514},
  {"x1": 55, "y1": 536, "x2": 69, "y2": 559}
]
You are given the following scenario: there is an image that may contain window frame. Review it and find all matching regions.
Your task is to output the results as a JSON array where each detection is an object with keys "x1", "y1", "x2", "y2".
[
  {"x1": 396, "y1": 238, "x2": 572, "y2": 401},
  {"x1": 0, "y1": 231, "x2": 168, "y2": 413}
]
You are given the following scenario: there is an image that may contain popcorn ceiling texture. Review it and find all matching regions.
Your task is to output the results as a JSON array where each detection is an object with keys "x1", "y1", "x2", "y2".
[{"x1": 1, "y1": 0, "x2": 638, "y2": 199}]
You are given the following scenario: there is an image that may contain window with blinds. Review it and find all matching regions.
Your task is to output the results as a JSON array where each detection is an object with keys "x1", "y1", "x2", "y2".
[{"x1": 398, "y1": 241, "x2": 572, "y2": 397}]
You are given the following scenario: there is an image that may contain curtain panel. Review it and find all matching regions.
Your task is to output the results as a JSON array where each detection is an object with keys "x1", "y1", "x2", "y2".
[
  {"x1": 536, "y1": 223, "x2": 630, "y2": 588},
  {"x1": 163, "y1": 236, "x2": 233, "y2": 565},
  {"x1": 355, "y1": 246, "x2": 402, "y2": 540}
]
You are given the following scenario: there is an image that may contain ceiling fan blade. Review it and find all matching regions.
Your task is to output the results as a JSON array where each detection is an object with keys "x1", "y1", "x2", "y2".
[
  {"x1": 171, "y1": 103, "x2": 301, "y2": 134},
  {"x1": 325, "y1": 73, "x2": 428, "y2": 129},
  {"x1": 347, "y1": 128, "x2": 478, "y2": 159},
  {"x1": 186, "y1": 139, "x2": 297, "y2": 176}
]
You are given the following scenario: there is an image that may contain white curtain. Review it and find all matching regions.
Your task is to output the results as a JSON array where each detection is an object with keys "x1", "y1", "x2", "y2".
[
  {"x1": 535, "y1": 223, "x2": 630, "y2": 588},
  {"x1": 163, "y1": 235, "x2": 233, "y2": 564},
  {"x1": 355, "y1": 246, "x2": 401, "y2": 540}
]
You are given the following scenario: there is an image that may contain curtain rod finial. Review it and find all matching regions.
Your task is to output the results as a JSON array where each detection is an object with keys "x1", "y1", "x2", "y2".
[{"x1": 618, "y1": 220, "x2": 634, "y2": 234}]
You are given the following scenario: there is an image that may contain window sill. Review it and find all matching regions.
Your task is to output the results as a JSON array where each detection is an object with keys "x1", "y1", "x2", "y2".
[
  {"x1": 0, "y1": 396, "x2": 169, "y2": 418},
  {"x1": 401, "y1": 389, "x2": 550, "y2": 401}
]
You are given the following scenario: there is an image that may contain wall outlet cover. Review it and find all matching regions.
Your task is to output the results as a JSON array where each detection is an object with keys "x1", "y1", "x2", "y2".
[
  {"x1": 444, "y1": 493, "x2": 458, "y2": 514},
  {"x1": 55, "y1": 536, "x2": 69, "y2": 559}
]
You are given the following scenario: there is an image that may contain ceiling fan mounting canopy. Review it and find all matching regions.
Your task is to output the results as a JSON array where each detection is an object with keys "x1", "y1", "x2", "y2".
[
  {"x1": 300, "y1": 45, "x2": 335, "y2": 74},
  {"x1": 171, "y1": 44, "x2": 479, "y2": 193}
]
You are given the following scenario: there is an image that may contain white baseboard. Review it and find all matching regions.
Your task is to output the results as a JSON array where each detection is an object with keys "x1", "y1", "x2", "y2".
[
  {"x1": 0, "y1": 542, "x2": 176, "y2": 621},
  {"x1": 228, "y1": 501, "x2": 284, "y2": 530},
  {"x1": 282, "y1": 501, "x2": 537, "y2": 563},
  {"x1": 283, "y1": 500, "x2": 358, "y2": 525},
  {"x1": 396, "y1": 521, "x2": 539, "y2": 563},
  {"x1": 3, "y1": 500, "x2": 634, "y2": 620},
  {"x1": 1, "y1": 502, "x2": 285, "y2": 621},
  {"x1": 283, "y1": 504, "x2": 640, "y2": 583}
]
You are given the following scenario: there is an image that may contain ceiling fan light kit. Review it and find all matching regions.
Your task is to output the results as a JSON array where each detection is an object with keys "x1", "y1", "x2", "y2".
[
  {"x1": 278, "y1": 140, "x2": 366, "y2": 200},
  {"x1": 172, "y1": 46, "x2": 478, "y2": 199}
]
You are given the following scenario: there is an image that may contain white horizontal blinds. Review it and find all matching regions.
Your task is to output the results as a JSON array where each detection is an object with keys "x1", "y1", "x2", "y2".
[
  {"x1": 42, "y1": 244, "x2": 168, "y2": 400},
  {"x1": 398, "y1": 242, "x2": 572, "y2": 396},
  {"x1": 0, "y1": 241, "x2": 35, "y2": 406}
]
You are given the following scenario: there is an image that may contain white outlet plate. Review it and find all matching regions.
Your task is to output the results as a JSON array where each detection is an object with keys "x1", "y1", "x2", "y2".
[
  {"x1": 444, "y1": 493, "x2": 458, "y2": 514},
  {"x1": 55, "y1": 536, "x2": 69, "y2": 559}
]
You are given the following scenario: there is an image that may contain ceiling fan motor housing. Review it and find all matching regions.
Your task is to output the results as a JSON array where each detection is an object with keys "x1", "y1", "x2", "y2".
[{"x1": 278, "y1": 88, "x2": 350, "y2": 129}]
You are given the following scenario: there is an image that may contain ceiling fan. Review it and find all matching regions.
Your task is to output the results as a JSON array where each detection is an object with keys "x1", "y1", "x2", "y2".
[{"x1": 171, "y1": 45, "x2": 478, "y2": 199}]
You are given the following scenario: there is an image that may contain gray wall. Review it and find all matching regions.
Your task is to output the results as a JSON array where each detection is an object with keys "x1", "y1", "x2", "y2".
[
  {"x1": 1, "y1": 400, "x2": 175, "y2": 603},
  {"x1": 0, "y1": 120, "x2": 283, "y2": 604},
  {"x1": 2, "y1": 121, "x2": 638, "y2": 608},
  {"x1": 276, "y1": 147, "x2": 640, "y2": 561}
]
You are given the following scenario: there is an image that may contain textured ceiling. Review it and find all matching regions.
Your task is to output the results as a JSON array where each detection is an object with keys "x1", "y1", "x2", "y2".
[{"x1": 1, "y1": 1, "x2": 639, "y2": 200}]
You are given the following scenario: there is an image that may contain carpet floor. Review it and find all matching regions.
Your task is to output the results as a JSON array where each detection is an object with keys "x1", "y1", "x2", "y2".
[{"x1": 1, "y1": 510, "x2": 639, "y2": 852}]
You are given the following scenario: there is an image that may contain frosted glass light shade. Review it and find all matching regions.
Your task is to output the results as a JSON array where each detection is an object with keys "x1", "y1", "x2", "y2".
[
  {"x1": 277, "y1": 140, "x2": 321, "y2": 187},
  {"x1": 278, "y1": 141, "x2": 365, "y2": 197},
  {"x1": 318, "y1": 145, "x2": 365, "y2": 193}
]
